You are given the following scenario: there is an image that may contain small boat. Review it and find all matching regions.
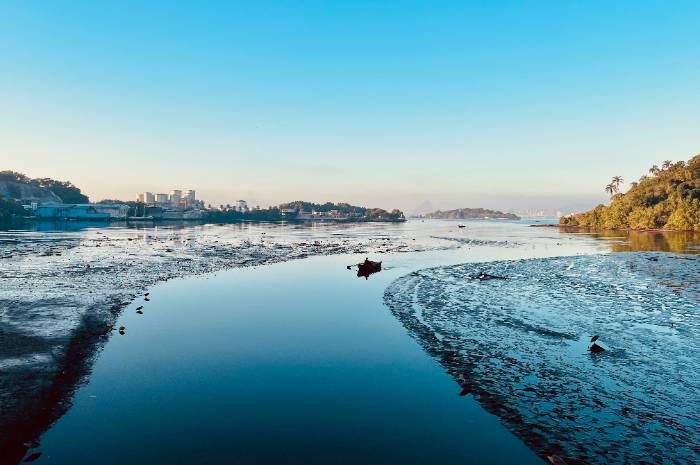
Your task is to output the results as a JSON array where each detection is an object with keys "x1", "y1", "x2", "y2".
[
  {"x1": 356, "y1": 258, "x2": 382, "y2": 279},
  {"x1": 458, "y1": 224, "x2": 466, "y2": 228}
]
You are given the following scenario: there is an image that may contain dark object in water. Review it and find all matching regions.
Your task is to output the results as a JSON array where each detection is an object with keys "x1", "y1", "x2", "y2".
[
  {"x1": 472, "y1": 272, "x2": 507, "y2": 281},
  {"x1": 458, "y1": 224, "x2": 466, "y2": 228},
  {"x1": 590, "y1": 343, "x2": 604, "y2": 353},
  {"x1": 590, "y1": 335, "x2": 599, "y2": 343},
  {"x1": 647, "y1": 256, "x2": 659, "y2": 262},
  {"x1": 144, "y1": 297, "x2": 150, "y2": 301},
  {"x1": 136, "y1": 310, "x2": 143, "y2": 315},
  {"x1": 351, "y1": 258, "x2": 382, "y2": 280},
  {"x1": 136, "y1": 306, "x2": 143, "y2": 311},
  {"x1": 23, "y1": 452, "x2": 42, "y2": 463},
  {"x1": 144, "y1": 292, "x2": 150, "y2": 296}
]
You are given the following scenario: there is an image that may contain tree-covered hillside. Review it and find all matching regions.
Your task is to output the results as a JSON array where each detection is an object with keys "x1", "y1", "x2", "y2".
[
  {"x1": 0, "y1": 171, "x2": 89, "y2": 204},
  {"x1": 560, "y1": 155, "x2": 700, "y2": 230},
  {"x1": 0, "y1": 195, "x2": 26, "y2": 221}
]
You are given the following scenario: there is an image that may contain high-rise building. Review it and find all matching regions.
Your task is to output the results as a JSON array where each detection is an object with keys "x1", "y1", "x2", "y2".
[
  {"x1": 170, "y1": 190, "x2": 182, "y2": 207},
  {"x1": 155, "y1": 193, "x2": 169, "y2": 204},
  {"x1": 144, "y1": 192, "x2": 154, "y2": 204},
  {"x1": 184, "y1": 190, "x2": 196, "y2": 206}
]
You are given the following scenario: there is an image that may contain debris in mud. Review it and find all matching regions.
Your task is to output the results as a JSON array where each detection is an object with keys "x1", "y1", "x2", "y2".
[
  {"x1": 589, "y1": 343, "x2": 604, "y2": 353},
  {"x1": 472, "y1": 272, "x2": 507, "y2": 281}
]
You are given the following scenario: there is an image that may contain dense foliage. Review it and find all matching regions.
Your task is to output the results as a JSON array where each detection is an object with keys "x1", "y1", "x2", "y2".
[
  {"x1": 207, "y1": 202, "x2": 404, "y2": 222},
  {"x1": 560, "y1": 155, "x2": 700, "y2": 230},
  {"x1": 206, "y1": 206, "x2": 283, "y2": 222},
  {"x1": 279, "y1": 201, "x2": 366, "y2": 214},
  {"x1": 0, "y1": 171, "x2": 89, "y2": 203},
  {"x1": 424, "y1": 208, "x2": 520, "y2": 220},
  {"x1": 0, "y1": 195, "x2": 25, "y2": 220}
]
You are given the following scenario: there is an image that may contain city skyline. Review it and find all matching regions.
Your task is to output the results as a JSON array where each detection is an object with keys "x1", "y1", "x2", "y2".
[{"x1": 2, "y1": 2, "x2": 699, "y2": 214}]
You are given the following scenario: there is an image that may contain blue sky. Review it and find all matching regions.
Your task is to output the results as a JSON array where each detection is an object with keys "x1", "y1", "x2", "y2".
[{"x1": 1, "y1": 1, "x2": 699, "y2": 213}]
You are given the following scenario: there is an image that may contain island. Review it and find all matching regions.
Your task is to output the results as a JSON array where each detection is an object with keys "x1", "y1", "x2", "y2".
[
  {"x1": 560, "y1": 154, "x2": 700, "y2": 230},
  {"x1": 419, "y1": 208, "x2": 520, "y2": 220}
]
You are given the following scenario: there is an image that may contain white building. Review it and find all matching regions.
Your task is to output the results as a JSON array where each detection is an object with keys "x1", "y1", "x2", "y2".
[
  {"x1": 155, "y1": 193, "x2": 169, "y2": 204},
  {"x1": 170, "y1": 190, "x2": 182, "y2": 207},
  {"x1": 184, "y1": 190, "x2": 196, "y2": 206}
]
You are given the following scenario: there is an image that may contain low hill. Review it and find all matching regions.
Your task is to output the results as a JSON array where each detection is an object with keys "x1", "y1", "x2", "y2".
[
  {"x1": 0, "y1": 171, "x2": 89, "y2": 204},
  {"x1": 560, "y1": 154, "x2": 700, "y2": 230},
  {"x1": 422, "y1": 208, "x2": 520, "y2": 220}
]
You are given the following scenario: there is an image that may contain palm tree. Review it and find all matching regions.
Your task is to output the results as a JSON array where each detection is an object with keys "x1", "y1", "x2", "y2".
[
  {"x1": 611, "y1": 176, "x2": 623, "y2": 193},
  {"x1": 605, "y1": 183, "x2": 615, "y2": 196},
  {"x1": 662, "y1": 160, "x2": 673, "y2": 170},
  {"x1": 649, "y1": 164, "x2": 661, "y2": 176},
  {"x1": 639, "y1": 175, "x2": 649, "y2": 182}
]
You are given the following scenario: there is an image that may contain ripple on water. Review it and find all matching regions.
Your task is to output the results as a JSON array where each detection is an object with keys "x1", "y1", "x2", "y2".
[{"x1": 384, "y1": 253, "x2": 700, "y2": 465}]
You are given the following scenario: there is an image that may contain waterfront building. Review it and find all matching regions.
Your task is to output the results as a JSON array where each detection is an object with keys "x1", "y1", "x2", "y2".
[
  {"x1": 32, "y1": 203, "x2": 129, "y2": 220},
  {"x1": 155, "y1": 193, "x2": 169, "y2": 204},
  {"x1": 237, "y1": 200, "x2": 248, "y2": 212}
]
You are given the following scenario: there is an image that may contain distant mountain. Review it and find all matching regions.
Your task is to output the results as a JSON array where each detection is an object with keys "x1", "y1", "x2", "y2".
[
  {"x1": 422, "y1": 208, "x2": 520, "y2": 220},
  {"x1": 412, "y1": 200, "x2": 434, "y2": 216}
]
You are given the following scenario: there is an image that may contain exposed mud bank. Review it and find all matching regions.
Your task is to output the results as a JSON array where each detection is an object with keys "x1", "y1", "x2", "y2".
[{"x1": 384, "y1": 253, "x2": 700, "y2": 464}]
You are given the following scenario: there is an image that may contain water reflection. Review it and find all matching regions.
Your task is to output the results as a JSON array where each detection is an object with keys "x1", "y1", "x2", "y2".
[{"x1": 556, "y1": 226, "x2": 700, "y2": 254}]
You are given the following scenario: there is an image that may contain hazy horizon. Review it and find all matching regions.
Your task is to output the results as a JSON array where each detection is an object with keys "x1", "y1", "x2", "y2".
[{"x1": 3, "y1": 2, "x2": 698, "y2": 214}]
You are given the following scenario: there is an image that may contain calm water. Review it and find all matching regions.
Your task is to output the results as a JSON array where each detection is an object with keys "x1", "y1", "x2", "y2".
[{"x1": 4, "y1": 220, "x2": 700, "y2": 464}]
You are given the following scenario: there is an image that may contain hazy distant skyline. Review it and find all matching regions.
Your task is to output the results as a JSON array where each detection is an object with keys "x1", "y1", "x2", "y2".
[{"x1": 2, "y1": 1, "x2": 698, "y2": 213}]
